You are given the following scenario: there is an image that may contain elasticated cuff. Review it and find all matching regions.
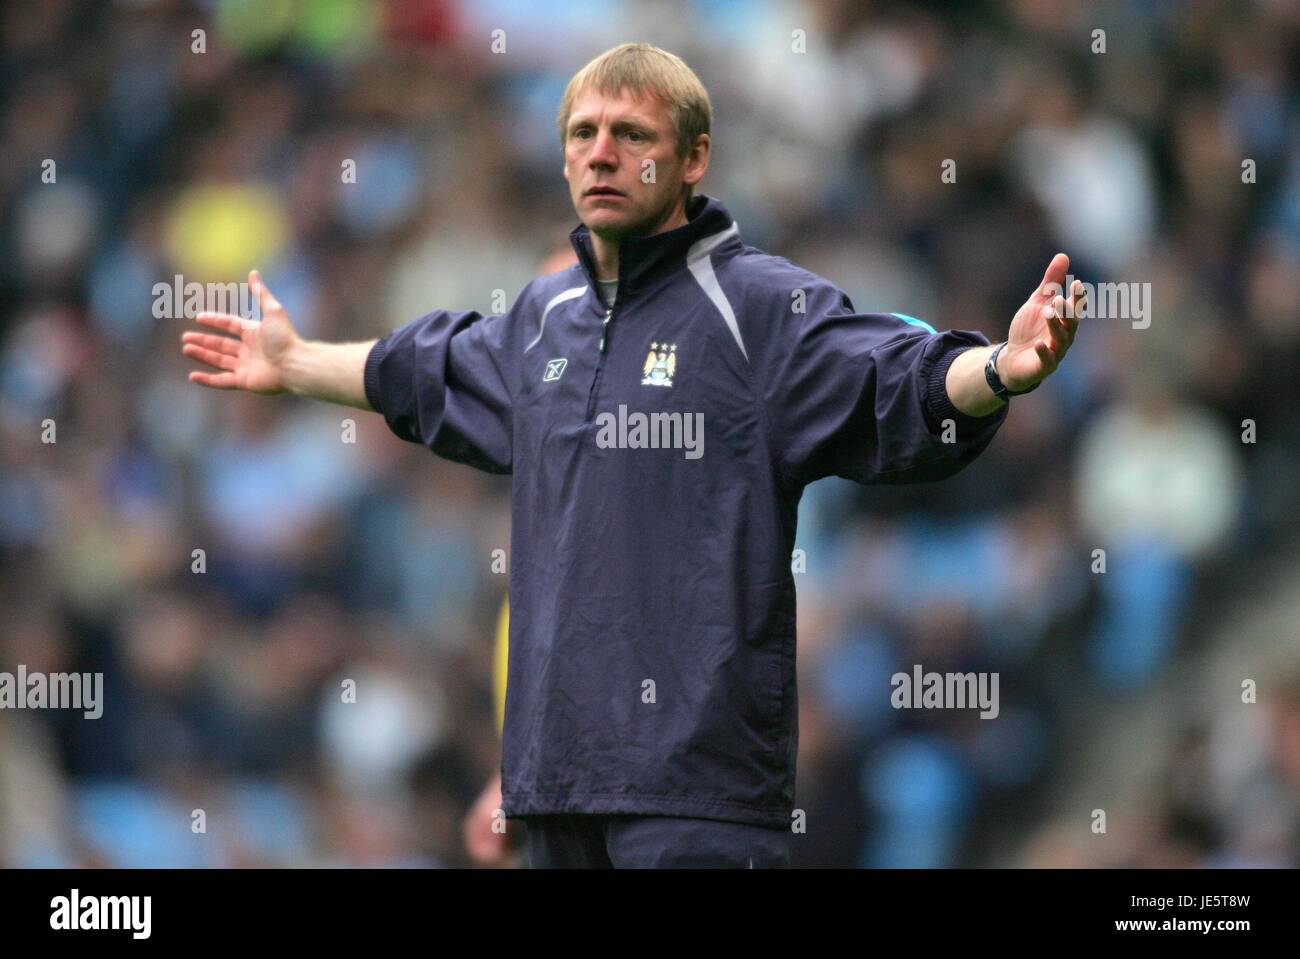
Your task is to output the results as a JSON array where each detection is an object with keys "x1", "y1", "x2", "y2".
[
  {"x1": 363, "y1": 336, "x2": 388, "y2": 414},
  {"x1": 923, "y1": 344, "x2": 1003, "y2": 435}
]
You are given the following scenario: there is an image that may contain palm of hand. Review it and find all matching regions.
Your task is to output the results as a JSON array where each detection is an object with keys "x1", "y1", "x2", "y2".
[
  {"x1": 181, "y1": 270, "x2": 299, "y2": 395},
  {"x1": 999, "y1": 253, "x2": 1085, "y2": 392}
]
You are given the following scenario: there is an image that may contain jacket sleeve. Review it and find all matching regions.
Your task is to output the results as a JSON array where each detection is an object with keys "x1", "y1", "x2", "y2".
[
  {"x1": 363, "y1": 300, "x2": 522, "y2": 475},
  {"x1": 761, "y1": 279, "x2": 1007, "y2": 487}
]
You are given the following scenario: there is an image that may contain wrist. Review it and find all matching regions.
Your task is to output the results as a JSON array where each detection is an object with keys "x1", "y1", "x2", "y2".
[
  {"x1": 942, "y1": 344, "x2": 1006, "y2": 418},
  {"x1": 985, "y1": 341, "x2": 1039, "y2": 400},
  {"x1": 280, "y1": 336, "x2": 313, "y2": 397}
]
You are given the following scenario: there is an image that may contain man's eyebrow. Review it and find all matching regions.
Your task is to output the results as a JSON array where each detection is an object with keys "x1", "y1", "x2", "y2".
[{"x1": 568, "y1": 114, "x2": 657, "y2": 131}]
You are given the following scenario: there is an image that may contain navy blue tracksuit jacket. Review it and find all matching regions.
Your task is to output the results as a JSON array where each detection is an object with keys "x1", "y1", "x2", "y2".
[{"x1": 364, "y1": 194, "x2": 1007, "y2": 828}]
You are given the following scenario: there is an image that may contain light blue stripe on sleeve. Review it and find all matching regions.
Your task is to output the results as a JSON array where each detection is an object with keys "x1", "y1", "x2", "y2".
[{"x1": 891, "y1": 312, "x2": 938, "y2": 334}]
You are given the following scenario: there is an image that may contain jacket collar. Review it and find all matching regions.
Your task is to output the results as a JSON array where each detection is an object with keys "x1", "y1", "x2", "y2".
[{"x1": 569, "y1": 194, "x2": 736, "y2": 303}]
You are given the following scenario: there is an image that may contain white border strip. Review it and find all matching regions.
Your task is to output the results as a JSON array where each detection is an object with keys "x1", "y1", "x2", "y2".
[
  {"x1": 525, "y1": 285, "x2": 588, "y2": 353},
  {"x1": 687, "y1": 222, "x2": 747, "y2": 362}
]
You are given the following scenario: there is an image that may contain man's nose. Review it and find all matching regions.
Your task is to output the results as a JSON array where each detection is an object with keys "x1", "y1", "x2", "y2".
[{"x1": 588, "y1": 128, "x2": 618, "y2": 169}]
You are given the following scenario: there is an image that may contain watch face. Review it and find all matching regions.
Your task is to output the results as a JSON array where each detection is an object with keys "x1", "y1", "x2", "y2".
[{"x1": 985, "y1": 349, "x2": 1007, "y2": 396}]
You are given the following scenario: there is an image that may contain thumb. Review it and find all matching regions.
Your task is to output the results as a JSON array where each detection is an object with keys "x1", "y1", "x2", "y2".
[
  {"x1": 249, "y1": 269, "x2": 283, "y2": 317},
  {"x1": 1037, "y1": 253, "x2": 1070, "y2": 303}
]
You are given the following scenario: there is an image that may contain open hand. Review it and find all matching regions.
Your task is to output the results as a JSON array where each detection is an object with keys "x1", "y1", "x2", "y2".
[
  {"x1": 1000, "y1": 253, "x2": 1086, "y2": 392},
  {"x1": 181, "y1": 270, "x2": 300, "y2": 394}
]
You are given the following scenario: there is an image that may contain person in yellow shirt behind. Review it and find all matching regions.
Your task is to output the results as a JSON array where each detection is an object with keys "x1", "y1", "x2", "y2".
[{"x1": 462, "y1": 597, "x2": 519, "y2": 867}]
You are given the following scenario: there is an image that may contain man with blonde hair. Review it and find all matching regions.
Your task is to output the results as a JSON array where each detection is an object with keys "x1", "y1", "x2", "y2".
[{"x1": 183, "y1": 42, "x2": 1085, "y2": 867}]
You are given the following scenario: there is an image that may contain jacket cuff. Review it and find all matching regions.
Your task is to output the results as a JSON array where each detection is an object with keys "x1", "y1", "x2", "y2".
[
  {"x1": 923, "y1": 344, "x2": 1001, "y2": 434},
  {"x1": 363, "y1": 336, "x2": 388, "y2": 415}
]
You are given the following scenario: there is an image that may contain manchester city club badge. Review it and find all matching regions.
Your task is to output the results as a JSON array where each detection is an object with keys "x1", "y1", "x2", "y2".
[{"x1": 641, "y1": 341, "x2": 677, "y2": 387}]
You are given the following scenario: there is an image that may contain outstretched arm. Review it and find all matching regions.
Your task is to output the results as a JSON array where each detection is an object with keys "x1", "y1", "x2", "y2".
[
  {"x1": 181, "y1": 270, "x2": 376, "y2": 411},
  {"x1": 944, "y1": 253, "x2": 1086, "y2": 416}
]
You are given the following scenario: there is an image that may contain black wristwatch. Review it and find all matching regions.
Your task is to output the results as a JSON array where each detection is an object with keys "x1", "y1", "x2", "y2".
[{"x1": 985, "y1": 341, "x2": 1039, "y2": 401}]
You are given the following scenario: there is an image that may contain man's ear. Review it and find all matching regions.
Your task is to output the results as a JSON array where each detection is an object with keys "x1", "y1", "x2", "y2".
[{"x1": 683, "y1": 133, "x2": 710, "y2": 186}]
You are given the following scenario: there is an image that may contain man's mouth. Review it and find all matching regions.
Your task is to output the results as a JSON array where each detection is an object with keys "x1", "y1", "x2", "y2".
[{"x1": 585, "y1": 186, "x2": 626, "y2": 198}]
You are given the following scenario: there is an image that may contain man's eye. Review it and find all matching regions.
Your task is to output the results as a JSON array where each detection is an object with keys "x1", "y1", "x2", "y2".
[{"x1": 626, "y1": 131, "x2": 645, "y2": 142}]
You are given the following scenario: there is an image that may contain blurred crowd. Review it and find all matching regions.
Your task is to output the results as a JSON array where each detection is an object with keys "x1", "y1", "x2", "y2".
[{"x1": 1, "y1": 0, "x2": 1297, "y2": 867}]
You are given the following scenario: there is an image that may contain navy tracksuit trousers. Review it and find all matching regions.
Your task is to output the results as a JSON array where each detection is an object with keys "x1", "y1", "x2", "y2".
[{"x1": 520, "y1": 814, "x2": 791, "y2": 868}]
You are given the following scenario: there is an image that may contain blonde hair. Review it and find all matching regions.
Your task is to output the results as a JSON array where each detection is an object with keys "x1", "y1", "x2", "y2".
[{"x1": 557, "y1": 43, "x2": 711, "y2": 196}]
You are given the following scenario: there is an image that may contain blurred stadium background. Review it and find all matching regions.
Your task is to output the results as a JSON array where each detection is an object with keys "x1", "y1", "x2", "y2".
[{"x1": 1, "y1": 0, "x2": 1297, "y2": 868}]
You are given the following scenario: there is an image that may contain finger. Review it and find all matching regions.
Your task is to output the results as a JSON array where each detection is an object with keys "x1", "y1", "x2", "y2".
[
  {"x1": 250, "y1": 269, "x2": 283, "y2": 315},
  {"x1": 1057, "y1": 284, "x2": 1075, "y2": 319},
  {"x1": 1038, "y1": 252, "x2": 1070, "y2": 302},
  {"x1": 188, "y1": 369, "x2": 238, "y2": 389},
  {"x1": 1050, "y1": 296, "x2": 1076, "y2": 346},
  {"x1": 181, "y1": 331, "x2": 242, "y2": 356},
  {"x1": 195, "y1": 311, "x2": 254, "y2": 335},
  {"x1": 182, "y1": 343, "x2": 238, "y2": 372},
  {"x1": 1064, "y1": 279, "x2": 1086, "y2": 321},
  {"x1": 1034, "y1": 338, "x2": 1060, "y2": 372},
  {"x1": 1047, "y1": 310, "x2": 1072, "y2": 354},
  {"x1": 1037, "y1": 299, "x2": 1064, "y2": 352}
]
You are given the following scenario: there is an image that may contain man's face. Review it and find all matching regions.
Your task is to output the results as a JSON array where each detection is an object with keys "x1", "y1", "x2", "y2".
[{"x1": 562, "y1": 86, "x2": 707, "y2": 241}]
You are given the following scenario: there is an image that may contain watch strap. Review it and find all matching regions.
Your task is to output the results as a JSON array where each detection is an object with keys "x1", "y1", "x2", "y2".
[{"x1": 985, "y1": 341, "x2": 1039, "y2": 400}]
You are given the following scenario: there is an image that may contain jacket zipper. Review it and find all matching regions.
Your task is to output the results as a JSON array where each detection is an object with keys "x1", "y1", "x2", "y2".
[
  {"x1": 586, "y1": 303, "x2": 614, "y2": 421},
  {"x1": 598, "y1": 305, "x2": 612, "y2": 352}
]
